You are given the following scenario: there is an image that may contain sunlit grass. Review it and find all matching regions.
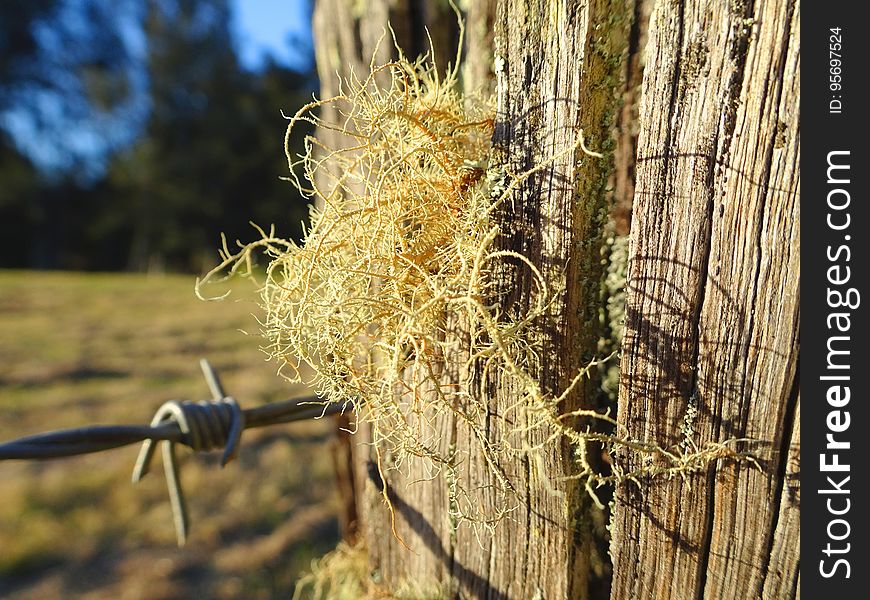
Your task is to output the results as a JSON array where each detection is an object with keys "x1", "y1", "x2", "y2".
[{"x1": 0, "y1": 270, "x2": 340, "y2": 599}]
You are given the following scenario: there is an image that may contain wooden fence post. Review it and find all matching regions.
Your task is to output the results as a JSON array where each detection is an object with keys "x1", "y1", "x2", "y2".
[
  {"x1": 609, "y1": 1, "x2": 800, "y2": 598},
  {"x1": 308, "y1": 0, "x2": 799, "y2": 597},
  {"x1": 310, "y1": 0, "x2": 631, "y2": 597}
]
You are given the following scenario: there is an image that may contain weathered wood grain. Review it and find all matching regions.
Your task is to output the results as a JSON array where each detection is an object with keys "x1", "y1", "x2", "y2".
[
  {"x1": 609, "y1": 1, "x2": 800, "y2": 599},
  {"x1": 612, "y1": 0, "x2": 653, "y2": 235},
  {"x1": 465, "y1": 2, "x2": 631, "y2": 598}
]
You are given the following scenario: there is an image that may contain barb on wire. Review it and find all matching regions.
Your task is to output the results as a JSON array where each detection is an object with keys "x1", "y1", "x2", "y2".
[{"x1": 0, "y1": 358, "x2": 347, "y2": 546}]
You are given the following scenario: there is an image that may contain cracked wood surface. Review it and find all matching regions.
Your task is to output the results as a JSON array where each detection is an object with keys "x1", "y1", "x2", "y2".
[{"x1": 609, "y1": 1, "x2": 800, "y2": 599}]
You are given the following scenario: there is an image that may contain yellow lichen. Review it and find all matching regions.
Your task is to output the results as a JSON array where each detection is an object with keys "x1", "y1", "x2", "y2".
[{"x1": 198, "y1": 31, "x2": 755, "y2": 534}]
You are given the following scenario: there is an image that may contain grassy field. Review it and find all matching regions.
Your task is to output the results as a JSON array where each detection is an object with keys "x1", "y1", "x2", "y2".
[{"x1": 0, "y1": 270, "x2": 341, "y2": 599}]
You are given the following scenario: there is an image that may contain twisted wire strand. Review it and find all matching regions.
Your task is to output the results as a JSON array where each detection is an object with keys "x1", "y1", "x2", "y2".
[{"x1": 0, "y1": 359, "x2": 347, "y2": 546}]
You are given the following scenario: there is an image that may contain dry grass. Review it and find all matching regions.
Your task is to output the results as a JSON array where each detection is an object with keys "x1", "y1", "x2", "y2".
[
  {"x1": 0, "y1": 270, "x2": 341, "y2": 599},
  {"x1": 292, "y1": 541, "x2": 449, "y2": 600}
]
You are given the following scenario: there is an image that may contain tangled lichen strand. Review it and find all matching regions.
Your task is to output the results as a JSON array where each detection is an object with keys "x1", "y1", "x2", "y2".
[
  {"x1": 271, "y1": 56, "x2": 501, "y2": 470},
  {"x1": 198, "y1": 44, "x2": 756, "y2": 532},
  {"x1": 261, "y1": 51, "x2": 529, "y2": 523}
]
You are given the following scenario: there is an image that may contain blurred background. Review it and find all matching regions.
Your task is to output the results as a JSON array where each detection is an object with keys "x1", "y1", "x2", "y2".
[
  {"x1": 0, "y1": 1, "x2": 343, "y2": 598},
  {"x1": 1, "y1": 0, "x2": 317, "y2": 273}
]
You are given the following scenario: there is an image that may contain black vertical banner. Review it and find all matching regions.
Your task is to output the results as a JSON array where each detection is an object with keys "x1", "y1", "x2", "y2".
[{"x1": 803, "y1": 4, "x2": 870, "y2": 597}]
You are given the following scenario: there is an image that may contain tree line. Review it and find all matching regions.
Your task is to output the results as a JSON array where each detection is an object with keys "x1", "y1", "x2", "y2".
[{"x1": 0, "y1": 0, "x2": 315, "y2": 272}]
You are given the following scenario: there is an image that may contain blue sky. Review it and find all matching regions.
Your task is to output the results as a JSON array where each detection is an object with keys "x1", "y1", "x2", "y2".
[{"x1": 231, "y1": 0, "x2": 314, "y2": 72}]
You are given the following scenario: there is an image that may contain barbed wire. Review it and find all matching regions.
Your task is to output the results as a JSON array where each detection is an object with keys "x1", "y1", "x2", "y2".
[{"x1": 0, "y1": 358, "x2": 346, "y2": 546}]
